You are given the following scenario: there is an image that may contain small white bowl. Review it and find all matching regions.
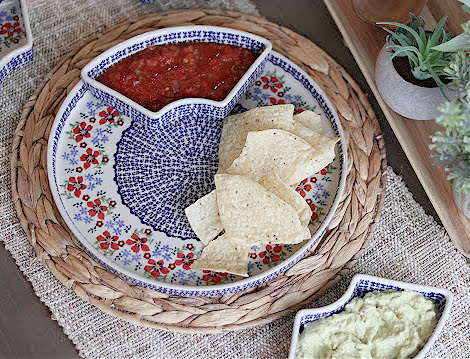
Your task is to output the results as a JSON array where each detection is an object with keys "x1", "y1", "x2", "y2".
[
  {"x1": 289, "y1": 274, "x2": 453, "y2": 359},
  {"x1": 0, "y1": 0, "x2": 33, "y2": 84},
  {"x1": 81, "y1": 25, "x2": 272, "y2": 127}
]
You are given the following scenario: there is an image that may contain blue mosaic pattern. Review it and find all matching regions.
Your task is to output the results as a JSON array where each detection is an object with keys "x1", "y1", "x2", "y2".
[
  {"x1": 298, "y1": 279, "x2": 448, "y2": 328},
  {"x1": 114, "y1": 117, "x2": 221, "y2": 240},
  {"x1": 83, "y1": 26, "x2": 270, "y2": 127},
  {"x1": 50, "y1": 50, "x2": 348, "y2": 296}
]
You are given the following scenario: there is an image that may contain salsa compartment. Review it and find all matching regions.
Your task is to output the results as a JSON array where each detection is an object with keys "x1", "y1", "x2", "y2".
[{"x1": 97, "y1": 42, "x2": 257, "y2": 112}]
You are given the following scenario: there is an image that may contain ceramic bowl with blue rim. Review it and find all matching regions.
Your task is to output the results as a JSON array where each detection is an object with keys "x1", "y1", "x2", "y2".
[
  {"x1": 48, "y1": 45, "x2": 348, "y2": 296},
  {"x1": 289, "y1": 274, "x2": 453, "y2": 359},
  {"x1": 81, "y1": 25, "x2": 272, "y2": 127},
  {"x1": 0, "y1": 0, "x2": 33, "y2": 84}
]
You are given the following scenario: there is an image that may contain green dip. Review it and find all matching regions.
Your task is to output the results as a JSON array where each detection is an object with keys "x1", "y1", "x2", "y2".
[{"x1": 296, "y1": 290, "x2": 437, "y2": 359}]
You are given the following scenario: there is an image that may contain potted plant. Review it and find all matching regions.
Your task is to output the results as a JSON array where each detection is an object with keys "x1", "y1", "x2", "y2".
[
  {"x1": 431, "y1": 2, "x2": 470, "y2": 217},
  {"x1": 375, "y1": 14, "x2": 459, "y2": 120}
]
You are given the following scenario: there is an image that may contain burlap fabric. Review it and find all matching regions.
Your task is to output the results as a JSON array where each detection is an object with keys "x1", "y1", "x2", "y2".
[{"x1": 1, "y1": 0, "x2": 469, "y2": 358}]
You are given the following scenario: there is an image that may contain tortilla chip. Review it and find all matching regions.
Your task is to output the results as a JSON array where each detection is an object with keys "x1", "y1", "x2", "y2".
[
  {"x1": 218, "y1": 104, "x2": 329, "y2": 172},
  {"x1": 226, "y1": 129, "x2": 338, "y2": 186},
  {"x1": 218, "y1": 104, "x2": 293, "y2": 171},
  {"x1": 215, "y1": 174, "x2": 311, "y2": 245},
  {"x1": 191, "y1": 234, "x2": 249, "y2": 277},
  {"x1": 294, "y1": 110, "x2": 324, "y2": 135},
  {"x1": 185, "y1": 190, "x2": 223, "y2": 245},
  {"x1": 260, "y1": 173, "x2": 312, "y2": 226}
]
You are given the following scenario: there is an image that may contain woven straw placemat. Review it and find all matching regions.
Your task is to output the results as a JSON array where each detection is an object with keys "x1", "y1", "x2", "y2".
[{"x1": 10, "y1": 9, "x2": 386, "y2": 333}]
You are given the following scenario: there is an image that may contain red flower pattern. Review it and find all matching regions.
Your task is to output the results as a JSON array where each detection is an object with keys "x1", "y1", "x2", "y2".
[
  {"x1": 317, "y1": 164, "x2": 330, "y2": 176},
  {"x1": 144, "y1": 259, "x2": 170, "y2": 278},
  {"x1": 296, "y1": 178, "x2": 312, "y2": 198},
  {"x1": 259, "y1": 244, "x2": 282, "y2": 264},
  {"x1": 126, "y1": 234, "x2": 150, "y2": 253},
  {"x1": 306, "y1": 199, "x2": 317, "y2": 222},
  {"x1": 58, "y1": 75, "x2": 336, "y2": 283},
  {"x1": 261, "y1": 76, "x2": 283, "y2": 93},
  {"x1": 306, "y1": 199, "x2": 316, "y2": 212},
  {"x1": 87, "y1": 198, "x2": 107, "y2": 220},
  {"x1": 66, "y1": 176, "x2": 86, "y2": 198},
  {"x1": 202, "y1": 270, "x2": 227, "y2": 283},
  {"x1": 99, "y1": 107, "x2": 118, "y2": 125},
  {"x1": 311, "y1": 211, "x2": 319, "y2": 221},
  {"x1": 0, "y1": 22, "x2": 21, "y2": 37},
  {"x1": 80, "y1": 148, "x2": 100, "y2": 169},
  {"x1": 96, "y1": 231, "x2": 119, "y2": 250},
  {"x1": 269, "y1": 97, "x2": 286, "y2": 105},
  {"x1": 73, "y1": 122, "x2": 93, "y2": 142},
  {"x1": 174, "y1": 252, "x2": 194, "y2": 270}
]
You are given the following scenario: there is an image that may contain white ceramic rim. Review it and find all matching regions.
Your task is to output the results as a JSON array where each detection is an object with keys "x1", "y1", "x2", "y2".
[
  {"x1": 288, "y1": 274, "x2": 454, "y2": 359},
  {"x1": 0, "y1": 0, "x2": 33, "y2": 71},
  {"x1": 48, "y1": 50, "x2": 348, "y2": 296},
  {"x1": 81, "y1": 25, "x2": 273, "y2": 120}
]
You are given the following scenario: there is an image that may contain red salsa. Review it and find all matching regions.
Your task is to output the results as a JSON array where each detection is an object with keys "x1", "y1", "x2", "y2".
[{"x1": 97, "y1": 42, "x2": 257, "y2": 112}]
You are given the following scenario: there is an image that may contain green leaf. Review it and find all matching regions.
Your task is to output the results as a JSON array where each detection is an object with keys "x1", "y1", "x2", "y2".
[
  {"x1": 418, "y1": 26, "x2": 427, "y2": 54},
  {"x1": 425, "y1": 16, "x2": 447, "y2": 55},
  {"x1": 432, "y1": 33, "x2": 470, "y2": 52},
  {"x1": 377, "y1": 21, "x2": 425, "y2": 52},
  {"x1": 427, "y1": 65, "x2": 450, "y2": 100}
]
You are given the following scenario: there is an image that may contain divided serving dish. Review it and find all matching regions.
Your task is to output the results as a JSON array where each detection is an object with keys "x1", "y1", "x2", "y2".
[{"x1": 48, "y1": 25, "x2": 348, "y2": 296}]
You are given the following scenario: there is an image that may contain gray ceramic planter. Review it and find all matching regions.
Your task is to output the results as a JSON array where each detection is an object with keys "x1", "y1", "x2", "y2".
[
  {"x1": 375, "y1": 45, "x2": 457, "y2": 121},
  {"x1": 453, "y1": 182, "x2": 470, "y2": 219}
]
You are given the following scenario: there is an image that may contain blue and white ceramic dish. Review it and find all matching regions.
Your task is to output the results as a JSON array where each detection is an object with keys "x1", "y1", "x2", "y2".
[
  {"x1": 81, "y1": 25, "x2": 272, "y2": 127},
  {"x1": 48, "y1": 48, "x2": 347, "y2": 297},
  {"x1": 0, "y1": 0, "x2": 33, "y2": 84},
  {"x1": 289, "y1": 274, "x2": 453, "y2": 359}
]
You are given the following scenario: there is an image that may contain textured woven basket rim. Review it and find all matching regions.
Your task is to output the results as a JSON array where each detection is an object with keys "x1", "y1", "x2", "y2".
[{"x1": 10, "y1": 9, "x2": 387, "y2": 333}]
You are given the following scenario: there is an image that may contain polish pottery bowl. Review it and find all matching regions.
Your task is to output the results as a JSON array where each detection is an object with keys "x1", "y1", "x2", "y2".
[
  {"x1": 289, "y1": 274, "x2": 453, "y2": 359},
  {"x1": 81, "y1": 25, "x2": 272, "y2": 127},
  {"x1": 0, "y1": 0, "x2": 33, "y2": 84}
]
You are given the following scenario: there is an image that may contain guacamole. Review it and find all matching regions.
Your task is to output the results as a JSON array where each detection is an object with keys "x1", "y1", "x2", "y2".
[{"x1": 296, "y1": 290, "x2": 437, "y2": 359}]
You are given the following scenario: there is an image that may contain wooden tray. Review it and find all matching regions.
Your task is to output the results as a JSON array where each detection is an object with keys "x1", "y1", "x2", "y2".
[
  {"x1": 11, "y1": 9, "x2": 386, "y2": 332},
  {"x1": 325, "y1": 0, "x2": 470, "y2": 258}
]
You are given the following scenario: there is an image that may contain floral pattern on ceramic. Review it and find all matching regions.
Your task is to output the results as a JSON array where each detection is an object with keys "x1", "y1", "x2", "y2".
[
  {"x1": 0, "y1": 2, "x2": 26, "y2": 52},
  {"x1": 0, "y1": 0, "x2": 32, "y2": 84},
  {"x1": 49, "y1": 52, "x2": 346, "y2": 295}
]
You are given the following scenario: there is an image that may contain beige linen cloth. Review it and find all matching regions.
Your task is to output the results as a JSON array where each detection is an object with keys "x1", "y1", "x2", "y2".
[{"x1": 1, "y1": 0, "x2": 469, "y2": 358}]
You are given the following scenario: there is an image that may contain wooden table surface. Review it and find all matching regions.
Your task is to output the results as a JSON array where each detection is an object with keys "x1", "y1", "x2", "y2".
[
  {"x1": 0, "y1": 0, "x2": 449, "y2": 357},
  {"x1": 325, "y1": 0, "x2": 470, "y2": 258}
]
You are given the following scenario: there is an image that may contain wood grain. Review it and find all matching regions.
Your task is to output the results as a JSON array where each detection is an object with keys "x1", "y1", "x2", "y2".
[{"x1": 324, "y1": 0, "x2": 470, "y2": 257}]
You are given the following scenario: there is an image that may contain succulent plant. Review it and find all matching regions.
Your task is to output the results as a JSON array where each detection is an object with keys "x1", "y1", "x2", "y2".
[
  {"x1": 430, "y1": 1, "x2": 470, "y2": 194},
  {"x1": 377, "y1": 14, "x2": 454, "y2": 95},
  {"x1": 431, "y1": 50, "x2": 470, "y2": 194}
]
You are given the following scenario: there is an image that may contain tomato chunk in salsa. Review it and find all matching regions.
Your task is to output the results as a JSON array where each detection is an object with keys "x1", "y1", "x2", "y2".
[{"x1": 97, "y1": 42, "x2": 257, "y2": 112}]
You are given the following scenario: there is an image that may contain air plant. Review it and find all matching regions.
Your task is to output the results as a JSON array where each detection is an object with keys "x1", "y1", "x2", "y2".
[{"x1": 377, "y1": 14, "x2": 454, "y2": 97}]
